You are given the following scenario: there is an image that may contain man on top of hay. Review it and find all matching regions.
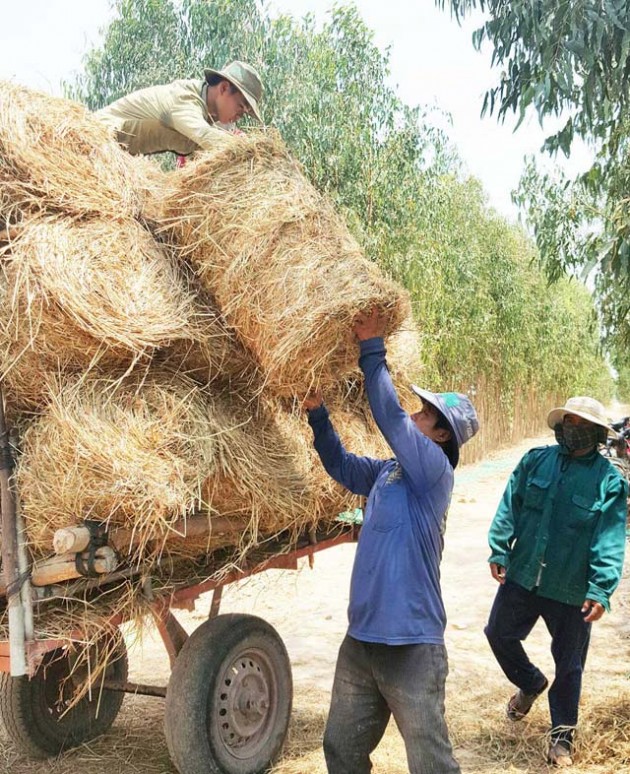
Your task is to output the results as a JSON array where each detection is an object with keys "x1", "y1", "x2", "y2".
[
  {"x1": 95, "y1": 60, "x2": 263, "y2": 157},
  {"x1": 485, "y1": 396, "x2": 627, "y2": 768},
  {"x1": 304, "y1": 307, "x2": 479, "y2": 774}
]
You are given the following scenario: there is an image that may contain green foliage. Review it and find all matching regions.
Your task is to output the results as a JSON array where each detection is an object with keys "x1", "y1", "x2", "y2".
[
  {"x1": 67, "y1": 0, "x2": 190, "y2": 106},
  {"x1": 438, "y1": 0, "x2": 630, "y2": 387},
  {"x1": 436, "y1": 1, "x2": 630, "y2": 157},
  {"x1": 69, "y1": 0, "x2": 614, "y2": 417},
  {"x1": 404, "y1": 173, "x2": 612, "y2": 402},
  {"x1": 513, "y1": 160, "x2": 595, "y2": 282},
  {"x1": 614, "y1": 363, "x2": 630, "y2": 403},
  {"x1": 514, "y1": 156, "x2": 630, "y2": 367}
]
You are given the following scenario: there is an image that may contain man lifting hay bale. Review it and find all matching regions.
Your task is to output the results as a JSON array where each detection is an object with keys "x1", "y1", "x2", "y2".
[{"x1": 304, "y1": 307, "x2": 479, "y2": 774}]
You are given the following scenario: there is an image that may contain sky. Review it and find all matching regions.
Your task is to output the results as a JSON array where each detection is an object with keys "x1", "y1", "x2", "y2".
[{"x1": 0, "y1": 0, "x2": 594, "y2": 220}]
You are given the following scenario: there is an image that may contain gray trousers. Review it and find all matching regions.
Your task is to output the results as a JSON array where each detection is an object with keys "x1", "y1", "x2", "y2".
[{"x1": 323, "y1": 634, "x2": 460, "y2": 774}]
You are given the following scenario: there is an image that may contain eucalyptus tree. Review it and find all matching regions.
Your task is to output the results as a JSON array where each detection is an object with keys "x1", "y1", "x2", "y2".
[{"x1": 437, "y1": 1, "x2": 630, "y2": 370}]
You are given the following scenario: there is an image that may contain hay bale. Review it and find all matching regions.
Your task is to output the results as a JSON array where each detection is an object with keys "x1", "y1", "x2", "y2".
[
  {"x1": 265, "y1": 401, "x2": 356, "y2": 521},
  {"x1": 156, "y1": 336, "x2": 259, "y2": 394},
  {"x1": 200, "y1": 395, "x2": 321, "y2": 537},
  {"x1": 155, "y1": 131, "x2": 411, "y2": 396},
  {"x1": 263, "y1": 395, "x2": 399, "y2": 525},
  {"x1": 17, "y1": 371, "x2": 218, "y2": 561},
  {"x1": 0, "y1": 216, "x2": 226, "y2": 408},
  {"x1": 0, "y1": 81, "x2": 144, "y2": 222},
  {"x1": 324, "y1": 319, "x2": 423, "y2": 414},
  {"x1": 154, "y1": 283, "x2": 261, "y2": 392},
  {"x1": 17, "y1": 372, "x2": 318, "y2": 565},
  {"x1": 386, "y1": 320, "x2": 423, "y2": 383}
]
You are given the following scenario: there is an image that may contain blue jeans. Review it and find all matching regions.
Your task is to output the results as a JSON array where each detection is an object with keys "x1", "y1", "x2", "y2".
[
  {"x1": 323, "y1": 634, "x2": 460, "y2": 774},
  {"x1": 485, "y1": 580, "x2": 591, "y2": 744}
]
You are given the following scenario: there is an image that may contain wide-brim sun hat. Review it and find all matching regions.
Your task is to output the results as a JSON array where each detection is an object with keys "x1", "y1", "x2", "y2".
[
  {"x1": 410, "y1": 385, "x2": 479, "y2": 468},
  {"x1": 204, "y1": 60, "x2": 263, "y2": 122},
  {"x1": 547, "y1": 396, "x2": 615, "y2": 436}
]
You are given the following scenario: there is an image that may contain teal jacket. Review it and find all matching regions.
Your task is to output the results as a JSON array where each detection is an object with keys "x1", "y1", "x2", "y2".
[{"x1": 488, "y1": 445, "x2": 627, "y2": 610}]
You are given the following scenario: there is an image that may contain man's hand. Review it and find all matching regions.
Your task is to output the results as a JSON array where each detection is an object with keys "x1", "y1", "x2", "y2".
[
  {"x1": 581, "y1": 599, "x2": 605, "y2": 622},
  {"x1": 490, "y1": 563, "x2": 506, "y2": 584},
  {"x1": 353, "y1": 307, "x2": 388, "y2": 341},
  {"x1": 302, "y1": 390, "x2": 323, "y2": 411}
]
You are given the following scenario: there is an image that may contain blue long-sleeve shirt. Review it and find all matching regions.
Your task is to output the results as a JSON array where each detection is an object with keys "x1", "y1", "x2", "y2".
[{"x1": 308, "y1": 337, "x2": 454, "y2": 644}]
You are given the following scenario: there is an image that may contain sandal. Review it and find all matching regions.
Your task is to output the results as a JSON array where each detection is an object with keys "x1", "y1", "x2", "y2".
[{"x1": 506, "y1": 677, "x2": 548, "y2": 721}]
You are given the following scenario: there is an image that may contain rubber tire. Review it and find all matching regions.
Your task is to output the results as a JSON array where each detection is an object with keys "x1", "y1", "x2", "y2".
[
  {"x1": 164, "y1": 613, "x2": 292, "y2": 774},
  {"x1": 0, "y1": 630, "x2": 128, "y2": 758}
]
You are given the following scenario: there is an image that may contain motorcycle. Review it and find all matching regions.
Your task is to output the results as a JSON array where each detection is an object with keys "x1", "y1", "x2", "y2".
[{"x1": 602, "y1": 418, "x2": 630, "y2": 524}]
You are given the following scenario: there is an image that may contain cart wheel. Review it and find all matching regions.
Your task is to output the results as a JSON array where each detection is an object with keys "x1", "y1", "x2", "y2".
[
  {"x1": 164, "y1": 613, "x2": 292, "y2": 774},
  {"x1": 0, "y1": 629, "x2": 128, "y2": 758}
]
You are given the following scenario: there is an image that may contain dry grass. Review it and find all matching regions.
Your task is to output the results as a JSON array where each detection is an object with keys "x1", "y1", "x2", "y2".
[
  {"x1": 15, "y1": 371, "x2": 344, "y2": 564},
  {"x1": 17, "y1": 370, "x2": 218, "y2": 561},
  {"x1": 265, "y1": 398, "x2": 349, "y2": 503},
  {"x1": 154, "y1": 130, "x2": 410, "y2": 396},
  {"x1": 0, "y1": 81, "x2": 144, "y2": 222},
  {"x1": 445, "y1": 682, "x2": 630, "y2": 773},
  {"x1": 0, "y1": 216, "x2": 228, "y2": 409},
  {"x1": 154, "y1": 291, "x2": 261, "y2": 394},
  {"x1": 3, "y1": 681, "x2": 628, "y2": 774},
  {"x1": 157, "y1": 333, "x2": 256, "y2": 389}
]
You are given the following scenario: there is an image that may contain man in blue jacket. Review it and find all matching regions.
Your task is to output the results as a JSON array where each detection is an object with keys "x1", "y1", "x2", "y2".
[
  {"x1": 304, "y1": 308, "x2": 479, "y2": 774},
  {"x1": 485, "y1": 396, "x2": 628, "y2": 768}
]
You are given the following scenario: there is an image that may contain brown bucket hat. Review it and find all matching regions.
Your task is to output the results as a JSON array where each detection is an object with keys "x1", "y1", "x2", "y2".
[{"x1": 204, "y1": 60, "x2": 263, "y2": 122}]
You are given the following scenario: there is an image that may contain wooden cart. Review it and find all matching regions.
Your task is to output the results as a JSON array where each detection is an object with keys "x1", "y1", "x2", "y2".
[{"x1": 0, "y1": 392, "x2": 360, "y2": 774}]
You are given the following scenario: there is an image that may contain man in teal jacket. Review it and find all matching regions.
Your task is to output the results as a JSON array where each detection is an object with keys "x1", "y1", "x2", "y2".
[{"x1": 485, "y1": 396, "x2": 627, "y2": 768}]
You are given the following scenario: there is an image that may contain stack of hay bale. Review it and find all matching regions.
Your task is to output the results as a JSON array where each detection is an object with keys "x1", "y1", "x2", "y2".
[{"x1": 0, "y1": 81, "x2": 418, "y2": 591}]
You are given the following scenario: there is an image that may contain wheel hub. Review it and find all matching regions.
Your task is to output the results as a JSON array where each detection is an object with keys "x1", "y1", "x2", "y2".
[{"x1": 217, "y1": 653, "x2": 273, "y2": 753}]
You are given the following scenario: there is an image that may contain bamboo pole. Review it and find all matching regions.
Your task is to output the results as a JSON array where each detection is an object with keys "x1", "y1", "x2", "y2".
[
  {"x1": 53, "y1": 513, "x2": 247, "y2": 556},
  {"x1": 15, "y1": 498, "x2": 34, "y2": 641}
]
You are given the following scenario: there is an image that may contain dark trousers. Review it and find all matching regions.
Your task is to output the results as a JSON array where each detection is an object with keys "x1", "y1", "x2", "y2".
[
  {"x1": 485, "y1": 580, "x2": 591, "y2": 744},
  {"x1": 323, "y1": 634, "x2": 460, "y2": 774}
]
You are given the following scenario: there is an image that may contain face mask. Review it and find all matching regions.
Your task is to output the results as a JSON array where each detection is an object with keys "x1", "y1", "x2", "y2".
[{"x1": 554, "y1": 422, "x2": 602, "y2": 452}]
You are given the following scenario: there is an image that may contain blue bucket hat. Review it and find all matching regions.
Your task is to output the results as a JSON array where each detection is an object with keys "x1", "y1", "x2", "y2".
[{"x1": 410, "y1": 385, "x2": 479, "y2": 468}]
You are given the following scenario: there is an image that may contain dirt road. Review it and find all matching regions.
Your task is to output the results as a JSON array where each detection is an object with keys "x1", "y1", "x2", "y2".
[{"x1": 3, "y1": 434, "x2": 630, "y2": 774}]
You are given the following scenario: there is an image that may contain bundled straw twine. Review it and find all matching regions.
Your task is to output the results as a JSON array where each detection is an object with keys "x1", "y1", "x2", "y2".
[
  {"x1": 155, "y1": 131, "x2": 411, "y2": 396},
  {"x1": 0, "y1": 216, "x2": 226, "y2": 407},
  {"x1": 17, "y1": 370, "x2": 218, "y2": 561},
  {"x1": 0, "y1": 81, "x2": 144, "y2": 221}
]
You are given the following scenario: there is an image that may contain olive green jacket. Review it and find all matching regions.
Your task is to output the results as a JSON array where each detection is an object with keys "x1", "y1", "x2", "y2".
[
  {"x1": 488, "y1": 444, "x2": 627, "y2": 610},
  {"x1": 95, "y1": 79, "x2": 229, "y2": 156}
]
